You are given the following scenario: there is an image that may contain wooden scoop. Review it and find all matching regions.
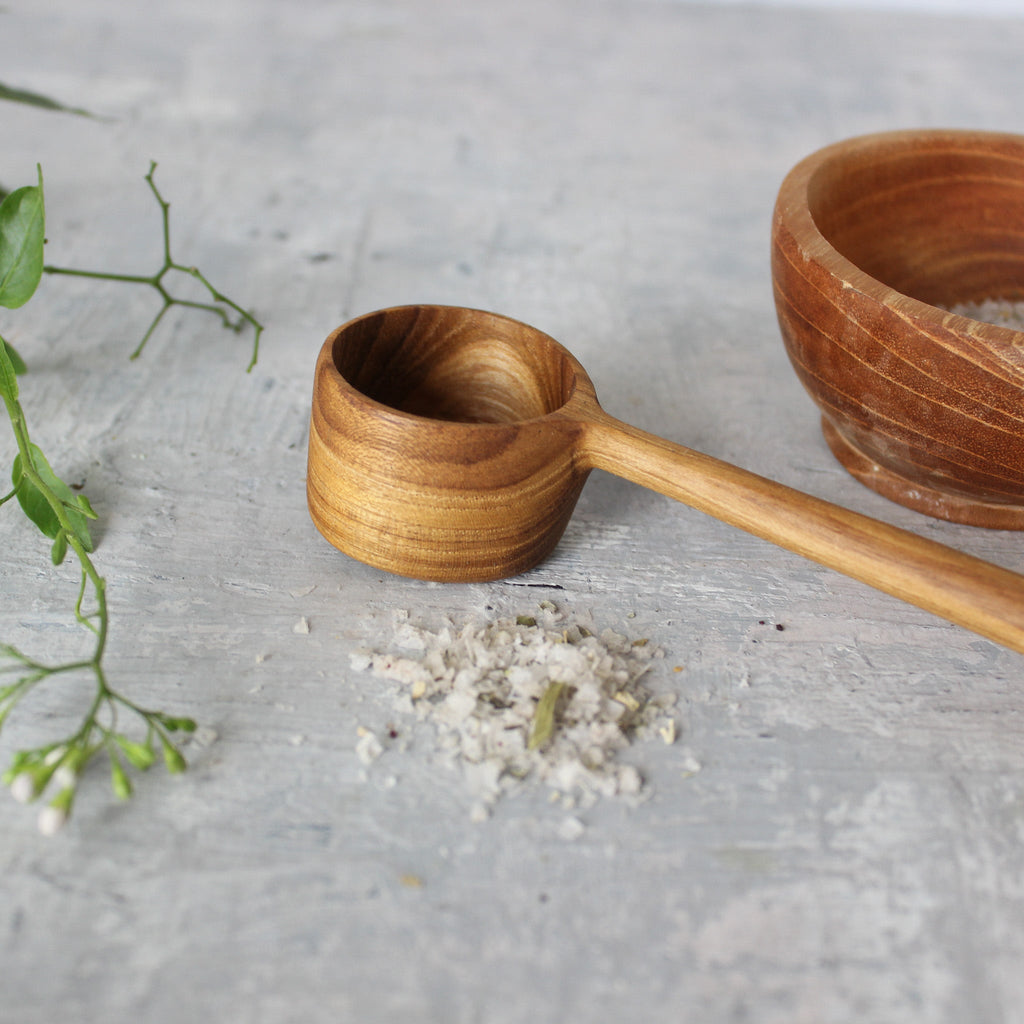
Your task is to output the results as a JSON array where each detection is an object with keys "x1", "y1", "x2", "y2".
[{"x1": 308, "y1": 305, "x2": 1024, "y2": 654}]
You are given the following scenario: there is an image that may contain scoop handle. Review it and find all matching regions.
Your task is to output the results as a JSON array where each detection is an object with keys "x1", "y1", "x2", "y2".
[{"x1": 576, "y1": 407, "x2": 1024, "y2": 654}]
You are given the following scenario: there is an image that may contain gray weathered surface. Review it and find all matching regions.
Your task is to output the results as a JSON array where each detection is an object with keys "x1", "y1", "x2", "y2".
[{"x1": 2, "y1": 1, "x2": 1023, "y2": 1021}]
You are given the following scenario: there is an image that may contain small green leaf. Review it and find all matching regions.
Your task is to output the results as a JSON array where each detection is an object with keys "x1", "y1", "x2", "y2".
[
  {"x1": 50, "y1": 530, "x2": 67, "y2": 566},
  {"x1": 7, "y1": 344, "x2": 26, "y2": 375},
  {"x1": 0, "y1": 336, "x2": 26, "y2": 377},
  {"x1": 76, "y1": 493, "x2": 97, "y2": 519},
  {"x1": 528, "y1": 681, "x2": 567, "y2": 751},
  {"x1": 12, "y1": 443, "x2": 94, "y2": 550},
  {"x1": 0, "y1": 337, "x2": 19, "y2": 401},
  {"x1": 0, "y1": 171, "x2": 45, "y2": 309},
  {"x1": 0, "y1": 82, "x2": 95, "y2": 118},
  {"x1": 11, "y1": 460, "x2": 55, "y2": 538}
]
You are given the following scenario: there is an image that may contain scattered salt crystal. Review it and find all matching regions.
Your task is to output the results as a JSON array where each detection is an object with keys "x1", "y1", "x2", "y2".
[
  {"x1": 355, "y1": 727, "x2": 383, "y2": 765},
  {"x1": 463, "y1": 760, "x2": 503, "y2": 805},
  {"x1": 372, "y1": 656, "x2": 428, "y2": 687},
  {"x1": 391, "y1": 693, "x2": 415, "y2": 716},
  {"x1": 440, "y1": 690, "x2": 478, "y2": 724},
  {"x1": 348, "y1": 649, "x2": 372, "y2": 673},
  {"x1": 293, "y1": 617, "x2": 310, "y2": 635},
  {"x1": 393, "y1": 622, "x2": 428, "y2": 651},
  {"x1": 557, "y1": 816, "x2": 587, "y2": 842},
  {"x1": 616, "y1": 764, "x2": 643, "y2": 795}
]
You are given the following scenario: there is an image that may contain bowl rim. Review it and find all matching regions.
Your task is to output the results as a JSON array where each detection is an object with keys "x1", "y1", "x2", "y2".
[
  {"x1": 315, "y1": 303, "x2": 594, "y2": 432},
  {"x1": 774, "y1": 127, "x2": 1024, "y2": 350}
]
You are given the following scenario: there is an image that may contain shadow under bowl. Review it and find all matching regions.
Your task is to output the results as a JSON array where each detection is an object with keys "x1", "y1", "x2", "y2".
[{"x1": 771, "y1": 128, "x2": 1024, "y2": 529}]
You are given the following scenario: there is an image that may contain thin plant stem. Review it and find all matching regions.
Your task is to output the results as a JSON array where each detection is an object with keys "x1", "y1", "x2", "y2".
[{"x1": 43, "y1": 162, "x2": 263, "y2": 370}]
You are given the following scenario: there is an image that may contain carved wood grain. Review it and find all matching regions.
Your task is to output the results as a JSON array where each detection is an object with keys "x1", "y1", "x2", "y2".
[{"x1": 308, "y1": 304, "x2": 1024, "y2": 654}]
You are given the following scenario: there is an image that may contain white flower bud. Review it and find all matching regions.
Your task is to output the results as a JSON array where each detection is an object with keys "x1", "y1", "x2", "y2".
[
  {"x1": 37, "y1": 804, "x2": 68, "y2": 837},
  {"x1": 10, "y1": 772, "x2": 36, "y2": 804}
]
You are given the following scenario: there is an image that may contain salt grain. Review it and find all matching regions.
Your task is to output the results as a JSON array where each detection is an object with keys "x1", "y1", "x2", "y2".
[
  {"x1": 348, "y1": 650, "x2": 372, "y2": 673},
  {"x1": 557, "y1": 816, "x2": 587, "y2": 842},
  {"x1": 355, "y1": 727, "x2": 383, "y2": 765},
  {"x1": 352, "y1": 604, "x2": 678, "y2": 817}
]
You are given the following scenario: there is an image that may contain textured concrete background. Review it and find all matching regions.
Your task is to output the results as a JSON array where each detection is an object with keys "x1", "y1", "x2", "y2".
[{"x1": 1, "y1": 1, "x2": 1023, "y2": 1021}]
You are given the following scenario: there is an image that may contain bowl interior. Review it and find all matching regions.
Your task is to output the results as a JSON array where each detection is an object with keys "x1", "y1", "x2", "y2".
[
  {"x1": 331, "y1": 306, "x2": 578, "y2": 425},
  {"x1": 807, "y1": 135, "x2": 1024, "y2": 307}
]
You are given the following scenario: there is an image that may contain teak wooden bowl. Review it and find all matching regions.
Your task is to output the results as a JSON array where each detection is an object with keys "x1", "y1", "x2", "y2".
[
  {"x1": 772, "y1": 128, "x2": 1024, "y2": 529},
  {"x1": 308, "y1": 305, "x2": 1024, "y2": 654}
]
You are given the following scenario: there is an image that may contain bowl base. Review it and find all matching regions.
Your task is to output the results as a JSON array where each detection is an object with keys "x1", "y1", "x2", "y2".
[{"x1": 821, "y1": 417, "x2": 1024, "y2": 530}]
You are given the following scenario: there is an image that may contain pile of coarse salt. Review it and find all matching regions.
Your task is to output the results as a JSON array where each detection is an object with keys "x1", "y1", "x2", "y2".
[
  {"x1": 349, "y1": 603, "x2": 678, "y2": 821},
  {"x1": 949, "y1": 298, "x2": 1024, "y2": 331}
]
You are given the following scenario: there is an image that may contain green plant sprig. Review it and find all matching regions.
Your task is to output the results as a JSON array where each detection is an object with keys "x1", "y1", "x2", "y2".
[
  {"x1": 42, "y1": 161, "x2": 262, "y2": 371},
  {"x1": 0, "y1": 339, "x2": 195, "y2": 834},
  {"x1": 1, "y1": 164, "x2": 256, "y2": 833}
]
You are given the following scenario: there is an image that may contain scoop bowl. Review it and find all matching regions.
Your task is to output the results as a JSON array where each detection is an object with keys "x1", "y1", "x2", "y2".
[{"x1": 307, "y1": 305, "x2": 592, "y2": 582}]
